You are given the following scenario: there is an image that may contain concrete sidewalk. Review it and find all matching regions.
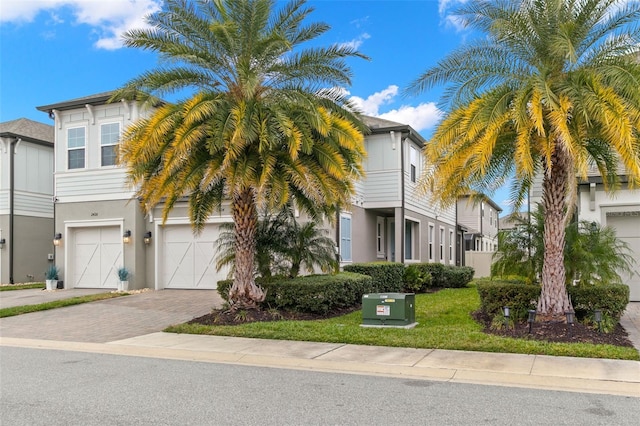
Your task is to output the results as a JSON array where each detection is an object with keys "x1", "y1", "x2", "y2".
[{"x1": 1, "y1": 332, "x2": 638, "y2": 397}]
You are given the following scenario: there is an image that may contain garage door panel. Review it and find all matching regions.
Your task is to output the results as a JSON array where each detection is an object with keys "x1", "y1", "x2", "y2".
[
  {"x1": 162, "y1": 224, "x2": 228, "y2": 289},
  {"x1": 607, "y1": 216, "x2": 640, "y2": 301},
  {"x1": 72, "y1": 227, "x2": 121, "y2": 289}
]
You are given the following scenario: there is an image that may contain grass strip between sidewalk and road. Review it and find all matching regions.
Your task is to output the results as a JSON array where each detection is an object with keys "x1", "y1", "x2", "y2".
[
  {"x1": 0, "y1": 283, "x2": 46, "y2": 291},
  {"x1": 166, "y1": 286, "x2": 639, "y2": 361},
  {"x1": 0, "y1": 292, "x2": 129, "y2": 318}
]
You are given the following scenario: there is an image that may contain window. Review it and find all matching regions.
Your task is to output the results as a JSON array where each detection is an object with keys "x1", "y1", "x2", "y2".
[
  {"x1": 489, "y1": 208, "x2": 493, "y2": 225},
  {"x1": 405, "y1": 219, "x2": 419, "y2": 260},
  {"x1": 481, "y1": 201, "x2": 485, "y2": 217},
  {"x1": 439, "y1": 227, "x2": 445, "y2": 262},
  {"x1": 340, "y1": 214, "x2": 352, "y2": 262},
  {"x1": 376, "y1": 217, "x2": 385, "y2": 259},
  {"x1": 410, "y1": 146, "x2": 418, "y2": 183},
  {"x1": 449, "y1": 230, "x2": 454, "y2": 263},
  {"x1": 101, "y1": 123, "x2": 120, "y2": 166},
  {"x1": 67, "y1": 127, "x2": 85, "y2": 169},
  {"x1": 428, "y1": 224, "x2": 434, "y2": 261}
]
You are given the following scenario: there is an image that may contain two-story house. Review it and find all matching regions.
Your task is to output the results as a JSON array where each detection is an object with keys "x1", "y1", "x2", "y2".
[
  {"x1": 36, "y1": 92, "x2": 230, "y2": 291},
  {"x1": 0, "y1": 118, "x2": 55, "y2": 284},
  {"x1": 339, "y1": 116, "x2": 459, "y2": 266},
  {"x1": 457, "y1": 194, "x2": 502, "y2": 253}
]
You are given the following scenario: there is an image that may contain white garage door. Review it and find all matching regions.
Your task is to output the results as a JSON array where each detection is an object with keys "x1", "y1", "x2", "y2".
[
  {"x1": 72, "y1": 226, "x2": 122, "y2": 288},
  {"x1": 161, "y1": 224, "x2": 228, "y2": 289},
  {"x1": 607, "y1": 215, "x2": 640, "y2": 302}
]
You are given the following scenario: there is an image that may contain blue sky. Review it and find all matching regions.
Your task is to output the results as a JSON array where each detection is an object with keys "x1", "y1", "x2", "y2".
[{"x1": 0, "y1": 0, "x2": 514, "y2": 211}]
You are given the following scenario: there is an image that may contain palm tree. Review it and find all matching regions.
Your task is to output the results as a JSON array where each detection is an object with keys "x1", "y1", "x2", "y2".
[
  {"x1": 114, "y1": 0, "x2": 367, "y2": 309},
  {"x1": 492, "y1": 206, "x2": 635, "y2": 286},
  {"x1": 408, "y1": 0, "x2": 640, "y2": 316}
]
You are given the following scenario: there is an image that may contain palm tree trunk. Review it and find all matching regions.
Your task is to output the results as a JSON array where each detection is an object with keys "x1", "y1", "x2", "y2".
[
  {"x1": 229, "y1": 188, "x2": 265, "y2": 309},
  {"x1": 538, "y1": 145, "x2": 572, "y2": 316}
]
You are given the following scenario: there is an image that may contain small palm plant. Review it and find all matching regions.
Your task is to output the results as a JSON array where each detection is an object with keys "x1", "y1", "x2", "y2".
[
  {"x1": 44, "y1": 265, "x2": 59, "y2": 280},
  {"x1": 117, "y1": 267, "x2": 130, "y2": 281}
]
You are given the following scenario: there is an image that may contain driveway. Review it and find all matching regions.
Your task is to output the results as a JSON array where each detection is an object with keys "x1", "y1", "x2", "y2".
[{"x1": 0, "y1": 289, "x2": 222, "y2": 343}]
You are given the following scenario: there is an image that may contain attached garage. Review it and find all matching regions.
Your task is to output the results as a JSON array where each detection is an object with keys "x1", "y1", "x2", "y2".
[
  {"x1": 159, "y1": 223, "x2": 229, "y2": 289},
  {"x1": 69, "y1": 226, "x2": 122, "y2": 288},
  {"x1": 606, "y1": 214, "x2": 640, "y2": 302}
]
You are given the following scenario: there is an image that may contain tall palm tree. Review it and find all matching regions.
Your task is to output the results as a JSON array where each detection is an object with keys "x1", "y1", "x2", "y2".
[
  {"x1": 408, "y1": 0, "x2": 640, "y2": 316},
  {"x1": 114, "y1": 0, "x2": 367, "y2": 309}
]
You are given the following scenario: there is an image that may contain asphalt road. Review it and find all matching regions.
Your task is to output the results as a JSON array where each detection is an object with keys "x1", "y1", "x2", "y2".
[{"x1": 1, "y1": 347, "x2": 638, "y2": 426}]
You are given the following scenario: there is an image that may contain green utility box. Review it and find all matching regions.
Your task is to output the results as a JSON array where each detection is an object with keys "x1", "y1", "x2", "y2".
[{"x1": 361, "y1": 293, "x2": 416, "y2": 327}]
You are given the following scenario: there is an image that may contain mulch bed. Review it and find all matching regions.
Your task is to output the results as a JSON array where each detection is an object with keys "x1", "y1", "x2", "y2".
[
  {"x1": 189, "y1": 306, "x2": 634, "y2": 348},
  {"x1": 472, "y1": 311, "x2": 634, "y2": 347}
]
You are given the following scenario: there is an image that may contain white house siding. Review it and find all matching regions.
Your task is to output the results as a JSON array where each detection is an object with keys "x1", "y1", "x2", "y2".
[
  {"x1": 55, "y1": 169, "x2": 134, "y2": 202},
  {"x1": 578, "y1": 183, "x2": 640, "y2": 301},
  {"x1": 13, "y1": 192, "x2": 53, "y2": 217},
  {"x1": 14, "y1": 142, "x2": 53, "y2": 195},
  {"x1": 362, "y1": 170, "x2": 401, "y2": 205}
]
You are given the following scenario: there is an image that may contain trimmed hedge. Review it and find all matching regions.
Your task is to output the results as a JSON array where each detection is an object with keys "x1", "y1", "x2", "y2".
[
  {"x1": 343, "y1": 262, "x2": 405, "y2": 292},
  {"x1": 477, "y1": 280, "x2": 630, "y2": 325},
  {"x1": 568, "y1": 284, "x2": 629, "y2": 323},
  {"x1": 218, "y1": 272, "x2": 374, "y2": 314},
  {"x1": 476, "y1": 279, "x2": 540, "y2": 321},
  {"x1": 404, "y1": 263, "x2": 475, "y2": 292}
]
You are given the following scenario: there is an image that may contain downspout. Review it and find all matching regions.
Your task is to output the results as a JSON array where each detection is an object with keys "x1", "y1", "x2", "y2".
[
  {"x1": 9, "y1": 138, "x2": 21, "y2": 283},
  {"x1": 399, "y1": 132, "x2": 408, "y2": 264}
]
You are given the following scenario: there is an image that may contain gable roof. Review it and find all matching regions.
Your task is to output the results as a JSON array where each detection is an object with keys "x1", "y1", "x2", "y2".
[
  {"x1": 0, "y1": 118, "x2": 54, "y2": 145},
  {"x1": 362, "y1": 115, "x2": 427, "y2": 146}
]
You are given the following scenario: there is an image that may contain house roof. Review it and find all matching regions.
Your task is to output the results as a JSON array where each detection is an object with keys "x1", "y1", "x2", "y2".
[
  {"x1": 0, "y1": 118, "x2": 54, "y2": 145},
  {"x1": 36, "y1": 91, "x2": 116, "y2": 114},
  {"x1": 362, "y1": 115, "x2": 427, "y2": 146},
  {"x1": 458, "y1": 193, "x2": 503, "y2": 212}
]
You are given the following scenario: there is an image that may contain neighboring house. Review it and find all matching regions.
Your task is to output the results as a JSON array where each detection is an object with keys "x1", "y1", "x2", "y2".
[
  {"x1": 0, "y1": 118, "x2": 55, "y2": 284},
  {"x1": 457, "y1": 194, "x2": 502, "y2": 253},
  {"x1": 530, "y1": 165, "x2": 640, "y2": 302},
  {"x1": 341, "y1": 116, "x2": 459, "y2": 266},
  {"x1": 499, "y1": 211, "x2": 528, "y2": 232}
]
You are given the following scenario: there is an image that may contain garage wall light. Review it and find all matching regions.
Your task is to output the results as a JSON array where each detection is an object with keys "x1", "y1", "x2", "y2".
[
  {"x1": 123, "y1": 230, "x2": 132, "y2": 244},
  {"x1": 143, "y1": 231, "x2": 152, "y2": 245},
  {"x1": 53, "y1": 233, "x2": 62, "y2": 246},
  {"x1": 0, "y1": 238, "x2": 5, "y2": 249}
]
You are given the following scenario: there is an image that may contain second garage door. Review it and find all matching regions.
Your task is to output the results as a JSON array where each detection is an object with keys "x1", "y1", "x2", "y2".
[
  {"x1": 161, "y1": 224, "x2": 228, "y2": 289},
  {"x1": 606, "y1": 214, "x2": 640, "y2": 301}
]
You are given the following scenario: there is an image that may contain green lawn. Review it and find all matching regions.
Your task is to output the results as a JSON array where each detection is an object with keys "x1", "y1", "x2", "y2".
[
  {"x1": 0, "y1": 283, "x2": 46, "y2": 291},
  {"x1": 0, "y1": 292, "x2": 129, "y2": 318},
  {"x1": 166, "y1": 286, "x2": 639, "y2": 361}
]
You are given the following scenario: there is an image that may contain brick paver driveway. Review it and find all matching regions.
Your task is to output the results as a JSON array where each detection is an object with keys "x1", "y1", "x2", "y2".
[{"x1": 0, "y1": 290, "x2": 222, "y2": 343}]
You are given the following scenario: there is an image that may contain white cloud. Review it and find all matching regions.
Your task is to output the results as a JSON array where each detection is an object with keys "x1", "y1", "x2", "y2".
[
  {"x1": 0, "y1": 0, "x2": 161, "y2": 50},
  {"x1": 349, "y1": 85, "x2": 442, "y2": 132},
  {"x1": 438, "y1": 0, "x2": 471, "y2": 32},
  {"x1": 339, "y1": 32, "x2": 370, "y2": 50},
  {"x1": 378, "y1": 103, "x2": 442, "y2": 132}
]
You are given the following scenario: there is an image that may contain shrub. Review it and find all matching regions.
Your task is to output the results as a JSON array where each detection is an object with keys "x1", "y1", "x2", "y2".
[
  {"x1": 261, "y1": 272, "x2": 374, "y2": 314},
  {"x1": 403, "y1": 264, "x2": 433, "y2": 293},
  {"x1": 422, "y1": 263, "x2": 446, "y2": 287},
  {"x1": 568, "y1": 283, "x2": 629, "y2": 326},
  {"x1": 476, "y1": 279, "x2": 540, "y2": 321},
  {"x1": 442, "y1": 266, "x2": 475, "y2": 288},
  {"x1": 217, "y1": 273, "x2": 374, "y2": 314},
  {"x1": 44, "y1": 265, "x2": 59, "y2": 280},
  {"x1": 343, "y1": 262, "x2": 404, "y2": 292}
]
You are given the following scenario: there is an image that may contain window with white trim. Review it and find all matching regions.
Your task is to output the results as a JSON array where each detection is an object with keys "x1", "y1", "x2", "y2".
[
  {"x1": 67, "y1": 127, "x2": 86, "y2": 169},
  {"x1": 405, "y1": 219, "x2": 419, "y2": 260},
  {"x1": 101, "y1": 123, "x2": 120, "y2": 166},
  {"x1": 439, "y1": 227, "x2": 445, "y2": 262},
  {"x1": 449, "y1": 230, "x2": 454, "y2": 263},
  {"x1": 428, "y1": 224, "x2": 434, "y2": 261},
  {"x1": 340, "y1": 214, "x2": 352, "y2": 262},
  {"x1": 376, "y1": 217, "x2": 385, "y2": 259},
  {"x1": 410, "y1": 146, "x2": 418, "y2": 183}
]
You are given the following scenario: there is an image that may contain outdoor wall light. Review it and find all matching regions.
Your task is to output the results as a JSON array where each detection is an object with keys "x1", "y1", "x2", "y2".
[
  {"x1": 143, "y1": 231, "x2": 152, "y2": 245},
  {"x1": 565, "y1": 310, "x2": 575, "y2": 337},
  {"x1": 0, "y1": 238, "x2": 5, "y2": 249},
  {"x1": 594, "y1": 309, "x2": 603, "y2": 333},
  {"x1": 123, "y1": 230, "x2": 132, "y2": 244},
  {"x1": 53, "y1": 233, "x2": 62, "y2": 246},
  {"x1": 527, "y1": 310, "x2": 537, "y2": 334},
  {"x1": 503, "y1": 306, "x2": 510, "y2": 329}
]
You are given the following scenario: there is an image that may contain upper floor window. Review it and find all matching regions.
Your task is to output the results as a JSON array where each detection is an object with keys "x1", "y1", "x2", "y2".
[
  {"x1": 410, "y1": 146, "x2": 418, "y2": 183},
  {"x1": 67, "y1": 127, "x2": 85, "y2": 169},
  {"x1": 340, "y1": 214, "x2": 352, "y2": 262},
  {"x1": 101, "y1": 123, "x2": 120, "y2": 166}
]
